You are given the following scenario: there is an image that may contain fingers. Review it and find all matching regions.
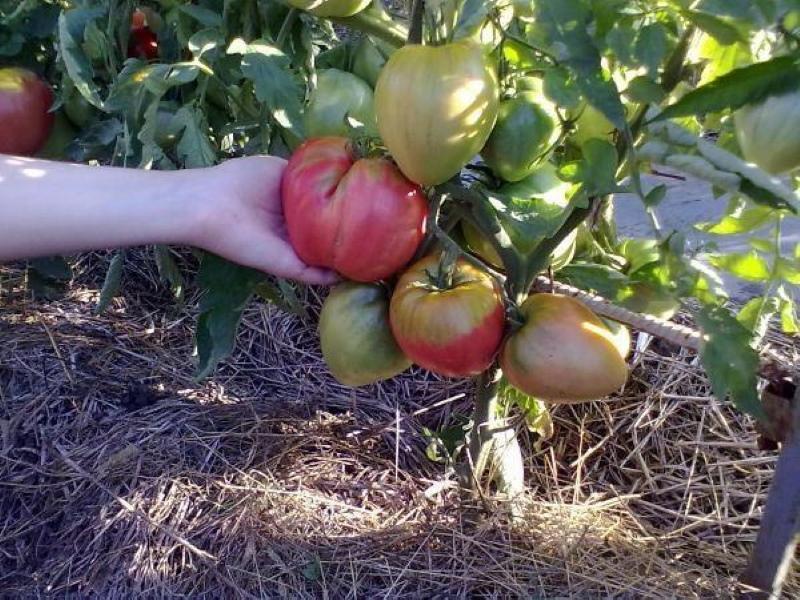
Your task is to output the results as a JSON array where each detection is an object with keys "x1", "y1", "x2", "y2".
[
  {"x1": 261, "y1": 246, "x2": 339, "y2": 286},
  {"x1": 295, "y1": 265, "x2": 340, "y2": 286}
]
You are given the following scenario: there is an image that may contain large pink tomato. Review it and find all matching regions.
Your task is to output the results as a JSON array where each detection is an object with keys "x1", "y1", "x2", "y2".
[
  {"x1": 282, "y1": 137, "x2": 428, "y2": 282},
  {"x1": 0, "y1": 68, "x2": 54, "y2": 156}
]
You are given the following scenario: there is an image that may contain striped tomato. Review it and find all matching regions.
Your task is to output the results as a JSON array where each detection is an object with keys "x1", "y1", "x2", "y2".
[
  {"x1": 282, "y1": 137, "x2": 428, "y2": 282},
  {"x1": 500, "y1": 294, "x2": 628, "y2": 403},
  {"x1": 389, "y1": 256, "x2": 505, "y2": 377}
]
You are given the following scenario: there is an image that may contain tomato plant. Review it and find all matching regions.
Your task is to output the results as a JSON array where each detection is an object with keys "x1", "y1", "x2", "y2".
[
  {"x1": 319, "y1": 282, "x2": 411, "y2": 386},
  {"x1": 5, "y1": 0, "x2": 800, "y2": 594},
  {"x1": 281, "y1": 137, "x2": 428, "y2": 282},
  {"x1": 0, "y1": 67, "x2": 54, "y2": 156}
]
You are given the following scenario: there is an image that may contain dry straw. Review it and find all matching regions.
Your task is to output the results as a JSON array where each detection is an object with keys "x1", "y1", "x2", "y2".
[{"x1": 1, "y1": 250, "x2": 797, "y2": 598}]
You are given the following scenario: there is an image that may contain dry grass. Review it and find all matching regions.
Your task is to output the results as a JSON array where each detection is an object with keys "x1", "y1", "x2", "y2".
[{"x1": 1, "y1": 252, "x2": 798, "y2": 598}]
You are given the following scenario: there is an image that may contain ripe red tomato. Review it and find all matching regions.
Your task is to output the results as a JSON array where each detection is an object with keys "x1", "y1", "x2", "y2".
[
  {"x1": 0, "y1": 68, "x2": 54, "y2": 156},
  {"x1": 128, "y1": 9, "x2": 159, "y2": 60},
  {"x1": 390, "y1": 255, "x2": 506, "y2": 377},
  {"x1": 282, "y1": 137, "x2": 428, "y2": 282}
]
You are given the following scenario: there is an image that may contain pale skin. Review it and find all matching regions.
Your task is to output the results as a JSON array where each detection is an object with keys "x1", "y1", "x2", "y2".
[{"x1": 0, "y1": 155, "x2": 337, "y2": 285}]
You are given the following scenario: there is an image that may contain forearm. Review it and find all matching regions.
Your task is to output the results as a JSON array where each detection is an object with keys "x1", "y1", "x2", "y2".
[{"x1": 0, "y1": 155, "x2": 206, "y2": 261}]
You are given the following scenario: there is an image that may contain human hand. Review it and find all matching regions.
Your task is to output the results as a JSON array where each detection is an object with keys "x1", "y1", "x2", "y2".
[{"x1": 191, "y1": 156, "x2": 338, "y2": 286}]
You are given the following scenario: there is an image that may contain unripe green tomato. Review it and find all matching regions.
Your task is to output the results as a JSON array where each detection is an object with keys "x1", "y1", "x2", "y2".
[
  {"x1": 64, "y1": 91, "x2": 96, "y2": 128},
  {"x1": 570, "y1": 102, "x2": 615, "y2": 146},
  {"x1": 481, "y1": 92, "x2": 558, "y2": 182},
  {"x1": 304, "y1": 69, "x2": 377, "y2": 139},
  {"x1": 154, "y1": 104, "x2": 181, "y2": 148},
  {"x1": 37, "y1": 112, "x2": 77, "y2": 160},
  {"x1": 319, "y1": 282, "x2": 411, "y2": 387},
  {"x1": 351, "y1": 36, "x2": 393, "y2": 88},
  {"x1": 287, "y1": 0, "x2": 370, "y2": 18},
  {"x1": 734, "y1": 89, "x2": 800, "y2": 174}
]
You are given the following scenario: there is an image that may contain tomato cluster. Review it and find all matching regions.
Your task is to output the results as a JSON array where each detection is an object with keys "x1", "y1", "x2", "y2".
[{"x1": 283, "y1": 36, "x2": 631, "y2": 402}]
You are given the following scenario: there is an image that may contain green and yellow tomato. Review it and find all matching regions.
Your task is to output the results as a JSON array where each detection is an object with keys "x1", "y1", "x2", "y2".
[
  {"x1": 481, "y1": 91, "x2": 558, "y2": 182},
  {"x1": 287, "y1": 0, "x2": 370, "y2": 17},
  {"x1": 0, "y1": 67, "x2": 54, "y2": 156},
  {"x1": 304, "y1": 69, "x2": 377, "y2": 139},
  {"x1": 734, "y1": 88, "x2": 800, "y2": 174},
  {"x1": 375, "y1": 41, "x2": 499, "y2": 186},
  {"x1": 500, "y1": 294, "x2": 629, "y2": 403},
  {"x1": 319, "y1": 282, "x2": 411, "y2": 386},
  {"x1": 390, "y1": 255, "x2": 506, "y2": 377}
]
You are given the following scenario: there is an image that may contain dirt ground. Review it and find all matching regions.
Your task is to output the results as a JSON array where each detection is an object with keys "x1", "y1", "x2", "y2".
[{"x1": 1, "y1": 249, "x2": 797, "y2": 598}]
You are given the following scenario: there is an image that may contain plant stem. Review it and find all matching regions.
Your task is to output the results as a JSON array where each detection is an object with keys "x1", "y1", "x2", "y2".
[
  {"x1": 459, "y1": 367, "x2": 501, "y2": 494},
  {"x1": 740, "y1": 380, "x2": 800, "y2": 598},
  {"x1": 408, "y1": 0, "x2": 425, "y2": 44},
  {"x1": 275, "y1": 8, "x2": 298, "y2": 50},
  {"x1": 332, "y1": 7, "x2": 408, "y2": 48}
]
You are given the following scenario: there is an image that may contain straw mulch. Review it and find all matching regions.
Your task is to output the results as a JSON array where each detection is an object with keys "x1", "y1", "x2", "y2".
[{"x1": 1, "y1": 252, "x2": 797, "y2": 598}]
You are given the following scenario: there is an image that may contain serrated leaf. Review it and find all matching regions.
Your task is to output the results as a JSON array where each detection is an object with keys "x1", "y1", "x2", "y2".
[
  {"x1": 195, "y1": 253, "x2": 264, "y2": 379},
  {"x1": 235, "y1": 39, "x2": 304, "y2": 146},
  {"x1": 651, "y1": 54, "x2": 800, "y2": 122},
  {"x1": 534, "y1": 0, "x2": 626, "y2": 129},
  {"x1": 95, "y1": 252, "x2": 124, "y2": 314},
  {"x1": 558, "y1": 263, "x2": 629, "y2": 299},
  {"x1": 696, "y1": 305, "x2": 764, "y2": 419},
  {"x1": 581, "y1": 138, "x2": 619, "y2": 195},
  {"x1": 618, "y1": 238, "x2": 660, "y2": 274},
  {"x1": 710, "y1": 251, "x2": 771, "y2": 281},
  {"x1": 58, "y1": 8, "x2": 104, "y2": 109},
  {"x1": 625, "y1": 76, "x2": 665, "y2": 104}
]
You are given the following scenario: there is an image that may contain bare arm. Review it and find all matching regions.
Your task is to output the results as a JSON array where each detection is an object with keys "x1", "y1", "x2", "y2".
[{"x1": 0, "y1": 155, "x2": 337, "y2": 285}]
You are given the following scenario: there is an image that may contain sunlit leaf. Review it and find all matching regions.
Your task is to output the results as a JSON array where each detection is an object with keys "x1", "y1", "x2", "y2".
[{"x1": 710, "y1": 251, "x2": 771, "y2": 281}]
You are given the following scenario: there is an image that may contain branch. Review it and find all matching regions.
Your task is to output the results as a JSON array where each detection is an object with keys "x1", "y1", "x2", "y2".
[{"x1": 332, "y1": 7, "x2": 408, "y2": 48}]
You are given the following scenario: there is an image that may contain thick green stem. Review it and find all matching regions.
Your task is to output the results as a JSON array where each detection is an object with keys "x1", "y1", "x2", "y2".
[
  {"x1": 408, "y1": 0, "x2": 424, "y2": 44},
  {"x1": 459, "y1": 367, "x2": 501, "y2": 494},
  {"x1": 332, "y1": 8, "x2": 408, "y2": 48}
]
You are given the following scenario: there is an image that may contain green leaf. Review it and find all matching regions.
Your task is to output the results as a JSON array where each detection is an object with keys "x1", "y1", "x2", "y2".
[
  {"x1": 558, "y1": 263, "x2": 629, "y2": 299},
  {"x1": 234, "y1": 39, "x2": 305, "y2": 145},
  {"x1": 581, "y1": 138, "x2": 619, "y2": 195},
  {"x1": 776, "y1": 257, "x2": 800, "y2": 284},
  {"x1": 696, "y1": 202, "x2": 774, "y2": 234},
  {"x1": 651, "y1": 54, "x2": 800, "y2": 122},
  {"x1": 178, "y1": 4, "x2": 224, "y2": 27},
  {"x1": 534, "y1": 0, "x2": 626, "y2": 129},
  {"x1": 58, "y1": 8, "x2": 105, "y2": 109},
  {"x1": 498, "y1": 378, "x2": 553, "y2": 439},
  {"x1": 625, "y1": 76, "x2": 666, "y2": 104},
  {"x1": 696, "y1": 305, "x2": 764, "y2": 419},
  {"x1": 737, "y1": 296, "x2": 779, "y2": 342},
  {"x1": 454, "y1": 0, "x2": 491, "y2": 39},
  {"x1": 681, "y1": 10, "x2": 745, "y2": 45},
  {"x1": 254, "y1": 279, "x2": 309, "y2": 319},
  {"x1": 195, "y1": 253, "x2": 264, "y2": 379},
  {"x1": 154, "y1": 245, "x2": 185, "y2": 302},
  {"x1": 542, "y1": 67, "x2": 581, "y2": 109},
  {"x1": 634, "y1": 23, "x2": 670, "y2": 76},
  {"x1": 643, "y1": 184, "x2": 667, "y2": 208},
  {"x1": 618, "y1": 238, "x2": 661, "y2": 274},
  {"x1": 780, "y1": 298, "x2": 799, "y2": 334},
  {"x1": 174, "y1": 106, "x2": 217, "y2": 168},
  {"x1": 95, "y1": 251, "x2": 124, "y2": 314},
  {"x1": 710, "y1": 251, "x2": 771, "y2": 281}
]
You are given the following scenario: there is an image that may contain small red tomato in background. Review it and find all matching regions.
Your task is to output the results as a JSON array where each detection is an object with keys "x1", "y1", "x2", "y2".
[
  {"x1": 281, "y1": 137, "x2": 428, "y2": 282},
  {"x1": 0, "y1": 67, "x2": 55, "y2": 156},
  {"x1": 128, "y1": 8, "x2": 159, "y2": 60},
  {"x1": 389, "y1": 255, "x2": 506, "y2": 378}
]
